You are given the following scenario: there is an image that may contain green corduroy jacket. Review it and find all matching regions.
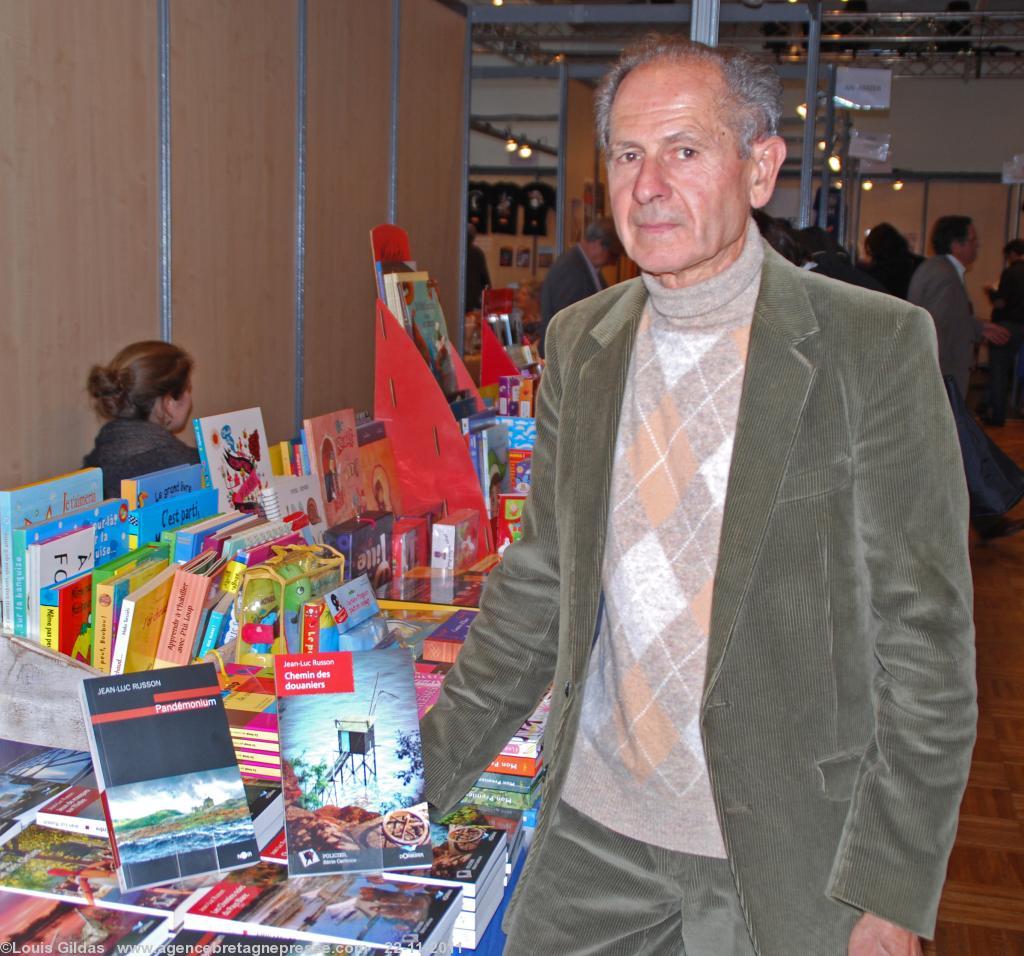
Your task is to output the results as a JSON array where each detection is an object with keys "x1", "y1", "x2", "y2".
[{"x1": 422, "y1": 241, "x2": 977, "y2": 954}]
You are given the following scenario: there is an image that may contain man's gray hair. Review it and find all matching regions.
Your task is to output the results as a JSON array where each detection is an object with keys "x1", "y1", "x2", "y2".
[
  {"x1": 583, "y1": 216, "x2": 622, "y2": 253},
  {"x1": 595, "y1": 35, "x2": 782, "y2": 159}
]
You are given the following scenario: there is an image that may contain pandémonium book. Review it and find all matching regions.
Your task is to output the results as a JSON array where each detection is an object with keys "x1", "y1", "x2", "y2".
[
  {"x1": 79, "y1": 662, "x2": 260, "y2": 891},
  {"x1": 275, "y1": 648, "x2": 432, "y2": 877}
]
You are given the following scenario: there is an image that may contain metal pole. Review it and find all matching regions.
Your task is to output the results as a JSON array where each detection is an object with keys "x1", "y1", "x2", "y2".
[
  {"x1": 690, "y1": 0, "x2": 720, "y2": 47},
  {"x1": 388, "y1": 0, "x2": 401, "y2": 224},
  {"x1": 293, "y1": 0, "x2": 308, "y2": 433},
  {"x1": 158, "y1": 0, "x2": 171, "y2": 340},
  {"x1": 457, "y1": 18, "x2": 471, "y2": 356},
  {"x1": 797, "y1": 0, "x2": 822, "y2": 229},
  {"x1": 556, "y1": 59, "x2": 568, "y2": 256},
  {"x1": 817, "y1": 65, "x2": 836, "y2": 231}
]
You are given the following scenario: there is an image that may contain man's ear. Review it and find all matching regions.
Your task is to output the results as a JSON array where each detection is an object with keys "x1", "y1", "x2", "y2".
[{"x1": 748, "y1": 136, "x2": 787, "y2": 209}]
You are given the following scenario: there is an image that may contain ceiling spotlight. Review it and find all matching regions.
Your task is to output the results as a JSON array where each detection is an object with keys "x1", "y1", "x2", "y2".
[
  {"x1": 492, "y1": 0, "x2": 503, "y2": 6},
  {"x1": 828, "y1": 155, "x2": 841, "y2": 173},
  {"x1": 505, "y1": 137, "x2": 517, "y2": 153},
  {"x1": 862, "y1": 180, "x2": 874, "y2": 191},
  {"x1": 817, "y1": 140, "x2": 827, "y2": 151},
  {"x1": 796, "y1": 103, "x2": 808, "y2": 120},
  {"x1": 834, "y1": 180, "x2": 843, "y2": 190},
  {"x1": 518, "y1": 143, "x2": 532, "y2": 158},
  {"x1": 892, "y1": 180, "x2": 905, "y2": 191}
]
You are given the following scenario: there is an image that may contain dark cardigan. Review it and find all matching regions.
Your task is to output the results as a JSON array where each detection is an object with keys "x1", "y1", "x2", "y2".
[{"x1": 84, "y1": 418, "x2": 200, "y2": 500}]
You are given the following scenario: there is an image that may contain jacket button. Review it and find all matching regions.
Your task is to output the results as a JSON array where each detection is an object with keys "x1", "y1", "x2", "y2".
[{"x1": 564, "y1": 681, "x2": 572, "y2": 697}]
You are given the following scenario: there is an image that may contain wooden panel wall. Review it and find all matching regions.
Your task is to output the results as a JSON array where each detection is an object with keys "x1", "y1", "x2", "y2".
[
  {"x1": 562, "y1": 79, "x2": 600, "y2": 252},
  {"x1": 0, "y1": 0, "x2": 159, "y2": 489},
  {"x1": 304, "y1": 0, "x2": 392, "y2": 423},
  {"x1": 397, "y1": 0, "x2": 466, "y2": 339},
  {"x1": 0, "y1": 1, "x2": 468, "y2": 489},
  {"x1": 170, "y1": 0, "x2": 298, "y2": 448}
]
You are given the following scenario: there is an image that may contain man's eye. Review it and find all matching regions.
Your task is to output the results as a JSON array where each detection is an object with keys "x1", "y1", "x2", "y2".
[
  {"x1": 677, "y1": 147, "x2": 696, "y2": 160},
  {"x1": 616, "y1": 150, "x2": 640, "y2": 164}
]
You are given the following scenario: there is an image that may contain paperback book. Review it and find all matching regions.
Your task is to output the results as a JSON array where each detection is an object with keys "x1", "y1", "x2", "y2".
[
  {"x1": 35, "y1": 770, "x2": 106, "y2": 838},
  {"x1": 275, "y1": 648, "x2": 432, "y2": 876},
  {"x1": 79, "y1": 663, "x2": 261, "y2": 891},
  {"x1": 302, "y1": 408, "x2": 361, "y2": 529},
  {"x1": 0, "y1": 740, "x2": 93, "y2": 841}
]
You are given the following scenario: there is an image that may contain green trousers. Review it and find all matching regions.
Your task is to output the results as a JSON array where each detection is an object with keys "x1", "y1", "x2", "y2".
[{"x1": 504, "y1": 801, "x2": 757, "y2": 956}]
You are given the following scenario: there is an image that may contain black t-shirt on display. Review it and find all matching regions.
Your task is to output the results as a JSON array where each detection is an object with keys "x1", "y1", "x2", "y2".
[
  {"x1": 490, "y1": 182, "x2": 522, "y2": 235},
  {"x1": 468, "y1": 181, "x2": 492, "y2": 234},
  {"x1": 521, "y1": 182, "x2": 556, "y2": 236}
]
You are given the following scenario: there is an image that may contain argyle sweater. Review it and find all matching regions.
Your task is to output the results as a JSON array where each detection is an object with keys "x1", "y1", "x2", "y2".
[{"x1": 562, "y1": 221, "x2": 764, "y2": 855}]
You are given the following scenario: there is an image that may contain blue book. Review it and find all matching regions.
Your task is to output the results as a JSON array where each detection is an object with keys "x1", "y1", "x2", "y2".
[
  {"x1": 127, "y1": 487, "x2": 219, "y2": 547},
  {"x1": 0, "y1": 468, "x2": 103, "y2": 634},
  {"x1": 172, "y1": 512, "x2": 244, "y2": 564},
  {"x1": 11, "y1": 498, "x2": 130, "y2": 637},
  {"x1": 120, "y1": 462, "x2": 204, "y2": 510},
  {"x1": 195, "y1": 591, "x2": 235, "y2": 658}
]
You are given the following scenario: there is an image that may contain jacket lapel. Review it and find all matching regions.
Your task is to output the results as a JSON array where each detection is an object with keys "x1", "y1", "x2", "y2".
[
  {"x1": 703, "y1": 247, "x2": 820, "y2": 701},
  {"x1": 566, "y1": 281, "x2": 646, "y2": 670}
]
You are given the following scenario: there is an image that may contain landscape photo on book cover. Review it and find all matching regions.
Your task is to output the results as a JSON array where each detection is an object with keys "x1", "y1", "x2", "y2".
[
  {"x1": 278, "y1": 649, "x2": 431, "y2": 875},
  {"x1": 0, "y1": 742, "x2": 93, "y2": 833},
  {"x1": 107, "y1": 767, "x2": 256, "y2": 875}
]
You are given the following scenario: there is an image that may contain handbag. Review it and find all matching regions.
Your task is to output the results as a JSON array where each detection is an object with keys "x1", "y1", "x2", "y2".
[{"x1": 943, "y1": 375, "x2": 1024, "y2": 518}]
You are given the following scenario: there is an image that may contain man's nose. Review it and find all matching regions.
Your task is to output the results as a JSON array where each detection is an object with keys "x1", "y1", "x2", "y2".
[{"x1": 632, "y1": 156, "x2": 670, "y2": 204}]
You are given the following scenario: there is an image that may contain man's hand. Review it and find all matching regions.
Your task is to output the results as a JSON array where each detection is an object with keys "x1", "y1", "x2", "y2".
[
  {"x1": 982, "y1": 321, "x2": 1011, "y2": 345},
  {"x1": 848, "y1": 912, "x2": 923, "y2": 956}
]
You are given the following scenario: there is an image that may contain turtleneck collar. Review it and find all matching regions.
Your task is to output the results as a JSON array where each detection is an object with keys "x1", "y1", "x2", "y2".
[{"x1": 641, "y1": 218, "x2": 764, "y2": 328}]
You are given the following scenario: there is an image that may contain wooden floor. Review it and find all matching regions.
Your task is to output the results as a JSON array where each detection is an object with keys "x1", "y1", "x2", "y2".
[{"x1": 923, "y1": 420, "x2": 1024, "y2": 956}]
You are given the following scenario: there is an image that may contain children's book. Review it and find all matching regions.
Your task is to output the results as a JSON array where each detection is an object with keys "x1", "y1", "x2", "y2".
[
  {"x1": 462, "y1": 777, "x2": 542, "y2": 811},
  {"x1": 109, "y1": 564, "x2": 177, "y2": 675},
  {"x1": 420, "y1": 609, "x2": 477, "y2": 665},
  {"x1": 153, "y1": 551, "x2": 227, "y2": 669},
  {"x1": 35, "y1": 769, "x2": 106, "y2": 838},
  {"x1": 79, "y1": 663, "x2": 261, "y2": 891},
  {"x1": 93, "y1": 549, "x2": 171, "y2": 674},
  {"x1": 397, "y1": 278, "x2": 449, "y2": 384},
  {"x1": 195, "y1": 591, "x2": 235, "y2": 658},
  {"x1": 11, "y1": 498, "x2": 130, "y2": 637},
  {"x1": 356, "y1": 420, "x2": 404, "y2": 517},
  {"x1": 0, "y1": 740, "x2": 93, "y2": 841},
  {"x1": 24, "y1": 526, "x2": 95, "y2": 643},
  {"x1": 0, "y1": 467, "x2": 103, "y2": 634},
  {"x1": 302, "y1": 408, "x2": 361, "y2": 529},
  {"x1": 128, "y1": 487, "x2": 219, "y2": 549},
  {"x1": 38, "y1": 571, "x2": 93, "y2": 662},
  {"x1": 270, "y1": 474, "x2": 328, "y2": 544},
  {"x1": 172, "y1": 512, "x2": 246, "y2": 564},
  {"x1": 180, "y1": 863, "x2": 461, "y2": 955},
  {"x1": 193, "y1": 408, "x2": 272, "y2": 515},
  {"x1": 121, "y1": 463, "x2": 204, "y2": 511},
  {"x1": 274, "y1": 648, "x2": 432, "y2": 877},
  {"x1": 0, "y1": 888, "x2": 172, "y2": 954}
]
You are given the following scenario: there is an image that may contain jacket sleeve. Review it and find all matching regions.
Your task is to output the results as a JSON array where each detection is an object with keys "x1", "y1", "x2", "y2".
[
  {"x1": 825, "y1": 306, "x2": 977, "y2": 936},
  {"x1": 421, "y1": 323, "x2": 566, "y2": 814}
]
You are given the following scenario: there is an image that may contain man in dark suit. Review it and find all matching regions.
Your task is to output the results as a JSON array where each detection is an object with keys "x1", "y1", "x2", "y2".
[
  {"x1": 423, "y1": 36, "x2": 975, "y2": 955},
  {"x1": 538, "y1": 217, "x2": 622, "y2": 357},
  {"x1": 907, "y1": 214, "x2": 1009, "y2": 398},
  {"x1": 985, "y1": 238, "x2": 1024, "y2": 426}
]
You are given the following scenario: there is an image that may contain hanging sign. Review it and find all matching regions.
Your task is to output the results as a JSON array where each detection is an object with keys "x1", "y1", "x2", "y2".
[
  {"x1": 848, "y1": 129, "x2": 892, "y2": 163},
  {"x1": 1001, "y1": 154, "x2": 1024, "y2": 184},
  {"x1": 834, "y1": 67, "x2": 892, "y2": 110}
]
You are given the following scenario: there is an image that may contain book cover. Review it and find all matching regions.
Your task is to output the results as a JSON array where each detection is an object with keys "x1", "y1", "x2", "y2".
[
  {"x1": 275, "y1": 648, "x2": 432, "y2": 876},
  {"x1": 181, "y1": 863, "x2": 461, "y2": 954},
  {"x1": 420, "y1": 608, "x2": 477, "y2": 665},
  {"x1": 53, "y1": 572, "x2": 94, "y2": 662},
  {"x1": 270, "y1": 474, "x2": 328, "y2": 545},
  {"x1": 35, "y1": 770, "x2": 106, "y2": 839},
  {"x1": 242, "y1": 782, "x2": 283, "y2": 850},
  {"x1": 127, "y1": 487, "x2": 219, "y2": 549},
  {"x1": 499, "y1": 689, "x2": 549, "y2": 759},
  {"x1": 397, "y1": 279, "x2": 448, "y2": 383},
  {"x1": 195, "y1": 591, "x2": 236, "y2": 658},
  {"x1": 79, "y1": 663, "x2": 261, "y2": 891},
  {"x1": 192, "y1": 408, "x2": 271, "y2": 515},
  {"x1": 0, "y1": 888, "x2": 172, "y2": 953},
  {"x1": 356, "y1": 422, "x2": 404, "y2": 518},
  {"x1": 153, "y1": 552, "x2": 226, "y2": 669},
  {"x1": 302, "y1": 408, "x2": 361, "y2": 529},
  {"x1": 484, "y1": 753, "x2": 542, "y2": 778},
  {"x1": 412, "y1": 667, "x2": 447, "y2": 720},
  {"x1": 172, "y1": 513, "x2": 245, "y2": 564},
  {"x1": 24, "y1": 526, "x2": 95, "y2": 643},
  {"x1": 0, "y1": 740, "x2": 93, "y2": 841},
  {"x1": 462, "y1": 779, "x2": 542, "y2": 811},
  {"x1": 11, "y1": 497, "x2": 130, "y2": 637},
  {"x1": 391, "y1": 823, "x2": 505, "y2": 900},
  {"x1": 109, "y1": 564, "x2": 177, "y2": 675},
  {"x1": 157, "y1": 927, "x2": 377, "y2": 956},
  {"x1": 0, "y1": 468, "x2": 103, "y2": 634},
  {"x1": 121, "y1": 463, "x2": 204, "y2": 511},
  {"x1": 94, "y1": 550, "x2": 171, "y2": 674}
]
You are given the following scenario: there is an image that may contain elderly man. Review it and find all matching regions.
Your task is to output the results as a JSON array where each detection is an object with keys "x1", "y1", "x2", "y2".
[
  {"x1": 539, "y1": 216, "x2": 623, "y2": 357},
  {"x1": 423, "y1": 36, "x2": 975, "y2": 956}
]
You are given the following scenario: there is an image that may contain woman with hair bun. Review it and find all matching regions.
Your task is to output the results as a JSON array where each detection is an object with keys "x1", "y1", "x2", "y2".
[{"x1": 84, "y1": 340, "x2": 200, "y2": 499}]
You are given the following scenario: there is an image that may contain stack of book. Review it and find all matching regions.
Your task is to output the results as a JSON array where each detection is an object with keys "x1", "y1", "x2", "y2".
[{"x1": 220, "y1": 664, "x2": 280, "y2": 783}]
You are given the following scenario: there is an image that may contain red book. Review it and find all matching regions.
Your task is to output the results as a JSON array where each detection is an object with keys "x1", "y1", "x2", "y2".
[
  {"x1": 56, "y1": 573, "x2": 93, "y2": 663},
  {"x1": 486, "y1": 753, "x2": 543, "y2": 778}
]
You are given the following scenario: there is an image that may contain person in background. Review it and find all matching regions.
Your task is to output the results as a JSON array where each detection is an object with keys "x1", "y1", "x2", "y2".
[
  {"x1": 984, "y1": 238, "x2": 1024, "y2": 427},
  {"x1": 861, "y1": 222, "x2": 924, "y2": 300},
  {"x1": 84, "y1": 340, "x2": 199, "y2": 499},
  {"x1": 797, "y1": 225, "x2": 886, "y2": 292},
  {"x1": 424, "y1": 34, "x2": 975, "y2": 956},
  {"x1": 907, "y1": 215, "x2": 1009, "y2": 399},
  {"x1": 539, "y1": 216, "x2": 623, "y2": 357},
  {"x1": 750, "y1": 208, "x2": 802, "y2": 265},
  {"x1": 464, "y1": 223, "x2": 491, "y2": 314}
]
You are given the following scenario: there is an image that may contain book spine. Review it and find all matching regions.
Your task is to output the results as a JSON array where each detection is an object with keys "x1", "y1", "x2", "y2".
[
  {"x1": 40, "y1": 602, "x2": 59, "y2": 651},
  {"x1": 121, "y1": 478, "x2": 140, "y2": 510},
  {"x1": 499, "y1": 737, "x2": 542, "y2": 758},
  {"x1": 11, "y1": 528, "x2": 28, "y2": 636},
  {"x1": 475, "y1": 770, "x2": 538, "y2": 793},
  {"x1": 0, "y1": 492, "x2": 13, "y2": 633},
  {"x1": 196, "y1": 607, "x2": 227, "y2": 658},
  {"x1": 154, "y1": 569, "x2": 202, "y2": 668},
  {"x1": 108, "y1": 598, "x2": 136, "y2": 675},
  {"x1": 193, "y1": 417, "x2": 212, "y2": 492},
  {"x1": 421, "y1": 637, "x2": 465, "y2": 664},
  {"x1": 463, "y1": 785, "x2": 539, "y2": 811}
]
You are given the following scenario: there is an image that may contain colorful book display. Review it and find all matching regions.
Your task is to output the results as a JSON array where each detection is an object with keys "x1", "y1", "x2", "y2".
[
  {"x1": 275, "y1": 648, "x2": 432, "y2": 877},
  {"x1": 121, "y1": 463, "x2": 204, "y2": 511},
  {"x1": 302, "y1": 408, "x2": 361, "y2": 529},
  {"x1": 79, "y1": 663, "x2": 260, "y2": 891}
]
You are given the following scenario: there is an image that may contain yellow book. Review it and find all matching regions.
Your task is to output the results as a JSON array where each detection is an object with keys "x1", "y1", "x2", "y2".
[
  {"x1": 109, "y1": 564, "x2": 177, "y2": 674},
  {"x1": 277, "y1": 440, "x2": 294, "y2": 477},
  {"x1": 93, "y1": 554, "x2": 170, "y2": 672},
  {"x1": 40, "y1": 605, "x2": 59, "y2": 651}
]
